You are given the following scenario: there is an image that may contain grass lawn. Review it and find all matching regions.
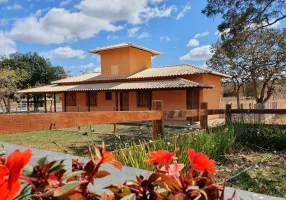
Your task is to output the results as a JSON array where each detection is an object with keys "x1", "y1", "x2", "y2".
[
  {"x1": 216, "y1": 150, "x2": 286, "y2": 198},
  {"x1": 0, "y1": 124, "x2": 189, "y2": 156}
]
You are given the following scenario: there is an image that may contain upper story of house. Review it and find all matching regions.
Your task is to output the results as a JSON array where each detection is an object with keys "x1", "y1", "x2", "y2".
[{"x1": 89, "y1": 42, "x2": 161, "y2": 77}]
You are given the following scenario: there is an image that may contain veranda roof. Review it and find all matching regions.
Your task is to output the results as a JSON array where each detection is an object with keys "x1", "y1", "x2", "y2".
[
  {"x1": 52, "y1": 64, "x2": 231, "y2": 84},
  {"x1": 18, "y1": 78, "x2": 213, "y2": 94}
]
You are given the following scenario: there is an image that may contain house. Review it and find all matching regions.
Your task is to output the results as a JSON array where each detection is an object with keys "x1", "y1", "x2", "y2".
[{"x1": 18, "y1": 42, "x2": 230, "y2": 120}]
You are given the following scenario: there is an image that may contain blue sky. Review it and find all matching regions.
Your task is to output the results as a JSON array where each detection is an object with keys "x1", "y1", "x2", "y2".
[{"x1": 0, "y1": 0, "x2": 285, "y2": 76}]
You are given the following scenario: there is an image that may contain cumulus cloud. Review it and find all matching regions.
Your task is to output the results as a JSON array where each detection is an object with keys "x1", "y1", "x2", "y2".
[
  {"x1": 127, "y1": 27, "x2": 150, "y2": 39},
  {"x1": 71, "y1": 63, "x2": 96, "y2": 69},
  {"x1": 0, "y1": 32, "x2": 17, "y2": 56},
  {"x1": 60, "y1": 0, "x2": 72, "y2": 7},
  {"x1": 0, "y1": 19, "x2": 8, "y2": 26},
  {"x1": 176, "y1": 3, "x2": 191, "y2": 20},
  {"x1": 160, "y1": 36, "x2": 171, "y2": 41},
  {"x1": 7, "y1": 3, "x2": 22, "y2": 10},
  {"x1": 180, "y1": 45, "x2": 213, "y2": 61},
  {"x1": 77, "y1": 0, "x2": 176, "y2": 25},
  {"x1": 187, "y1": 39, "x2": 199, "y2": 47},
  {"x1": 150, "y1": 0, "x2": 163, "y2": 4},
  {"x1": 106, "y1": 35, "x2": 118, "y2": 40},
  {"x1": 194, "y1": 32, "x2": 209, "y2": 38},
  {"x1": 9, "y1": 8, "x2": 122, "y2": 44},
  {"x1": 40, "y1": 46, "x2": 86, "y2": 59}
]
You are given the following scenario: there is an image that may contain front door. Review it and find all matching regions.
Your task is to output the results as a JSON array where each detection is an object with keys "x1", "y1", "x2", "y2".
[
  {"x1": 120, "y1": 92, "x2": 129, "y2": 111},
  {"x1": 187, "y1": 89, "x2": 200, "y2": 122}
]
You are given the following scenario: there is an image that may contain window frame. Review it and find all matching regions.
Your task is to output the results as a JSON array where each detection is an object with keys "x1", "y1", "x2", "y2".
[
  {"x1": 105, "y1": 92, "x2": 112, "y2": 100},
  {"x1": 65, "y1": 92, "x2": 76, "y2": 106},
  {"x1": 137, "y1": 91, "x2": 151, "y2": 109}
]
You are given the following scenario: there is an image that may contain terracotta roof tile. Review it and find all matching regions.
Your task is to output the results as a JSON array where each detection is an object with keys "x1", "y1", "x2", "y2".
[
  {"x1": 18, "y1": 78, "x2": 213, "y2": 94},
  {"x1": 52, "y1": 64, "x2": 230, "y2": 84}
]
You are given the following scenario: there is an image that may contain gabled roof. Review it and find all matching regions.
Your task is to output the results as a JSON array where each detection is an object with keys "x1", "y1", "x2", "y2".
[
  {"x1": 18, "y1": 78, "x2": 213, "y2": 94},
  {"x1": 88, "y1": 42, "x2": 162, "y2": 56},
  {"x1": 52, "y1": 64, "x2": 231, "y2": 84}
]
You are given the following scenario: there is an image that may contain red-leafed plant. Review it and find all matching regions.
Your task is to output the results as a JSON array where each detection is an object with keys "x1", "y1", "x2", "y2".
[{"x1": 0, "y1": 146, "x2": 241, "y2": 200}]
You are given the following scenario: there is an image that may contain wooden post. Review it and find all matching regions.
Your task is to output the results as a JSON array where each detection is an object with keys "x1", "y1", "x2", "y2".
[
  {"x1": 200, "y1": 102, "x2": 208, "y2": 130},
  {"x1": 240, "y1": 103, "x2": 244, "y2": 121},
  {"x1": 225, "y1": 104, "x2": 232, "y2": 125},
  {"x1": 54, "y1": 93, "x2": 57, "y2": 113},
  {"x1": 152, "y1": 100, "x2": 164, "y2": 139},
  {"x1": 27, "y1": 94, "x2": 30, "y2": 114},
  {"x1": 44, "y1": 93, "x2": 47, "y2": 113},
  {"x1": 113, "y1": 124, "x2": 117, "y2": 134},
  {"x1": 249, "y1": 103, "x2": 251, "y2": 109}
]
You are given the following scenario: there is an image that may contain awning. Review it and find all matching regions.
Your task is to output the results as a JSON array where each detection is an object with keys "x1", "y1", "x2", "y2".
[{"x1": 17, "y1": 78, "x2": 213, "y2": 94}]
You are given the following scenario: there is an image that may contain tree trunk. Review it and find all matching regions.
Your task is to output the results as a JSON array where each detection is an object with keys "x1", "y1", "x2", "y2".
[{"x1": 236, "y1": 91, "x2": 240, "y2": 109}]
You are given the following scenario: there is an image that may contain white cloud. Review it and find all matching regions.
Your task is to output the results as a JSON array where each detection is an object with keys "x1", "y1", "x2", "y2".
[
  {"x1": 180, "y1": 45, "x2": 213, "y2": 61},
  {"x1": 0, "y1": 32, "x2": 17, "y2": 57},
  {"x1": 40, "y1": 46, "x2": 86, "y2": 59},
  {"x1": 106, "y1": 35, "x2": 119, "y2": 40},
  {"x1": 176, "y1": 3, "x2": 191, "y2": 20},
  {"x1": 60, "y1": 0, "x2": 72, "y2": 7},
  {"x1": 0, "y1": 19, "x2": 8, "y2": 26},
  {"x1": 150, "y1": 0, "x2": 163, "y2": 3},
  {"x1": 71, "y1": 63, "x2": 96, "y2": 69},
  {"x1": 7, "y1": 3, "x2": 22, "y2": 10},
  {"x1": 137, "y1": 32, "x2": 150, "y2": 39},
  {"x1": 9, "y1": 8, "x2": 122, "y2": 44},
  {"x1": 194, "y1": 32, "x2": 209, "y2": 38},
  {"x1": 128, "y1": 27, "x2": 140, "y2": 37},
  {"x1": 77, "y1": 0, "x2": 176, "y2": 25},
  {"x1": 160, "y1": 36, "x2": 171, "y2": 41},
  {"x1": 201, "y1": 63, "x2": 208, "y2": 68},
  {"x1": 128, "y1": 27, "x2": 150, "y2": 39},
  {"x1": 187, "y1": 39, "x2": 199, "y2": 47}
]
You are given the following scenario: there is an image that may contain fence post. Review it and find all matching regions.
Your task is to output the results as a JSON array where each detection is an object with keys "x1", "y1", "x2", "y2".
[
  {"x1": 152, "y1": 100, "x2": 164, "y2": 139},
  {"x1": 200, "y1": 102, "x2": 208, "y2": 130},
  {"x1": 225, "y1": 104, "x2": 232, "y2": 125}
]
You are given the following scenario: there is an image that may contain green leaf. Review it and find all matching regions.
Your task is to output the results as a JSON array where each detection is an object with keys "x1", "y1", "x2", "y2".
[
  {"x1": 63, "y1": 170, "x2": 85, "y2": 180},
  {"x1": 120, "y1": 194, "x2": 136, "y2": 200},
  {"x1": 53, "y1": 181, "x2": 80, "y2": 197},
  {"x1": 37, "y1": 157, "x2": 48, "y2": 165},
  {"x1": 105, "y1": 184, "x2": 131, "y2": 197}
]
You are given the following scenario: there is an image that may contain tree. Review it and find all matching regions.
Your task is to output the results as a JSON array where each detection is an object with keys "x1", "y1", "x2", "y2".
[
  {"x1": 208, "y1": 28, "x2": 286, "y2": 105},
  {"x1": 207, "y1": 41, "x2": 247, "y2": 108},
  {"x1": 202, "y1": 0, "x2": 286, "y2": 51},
  {"x1": 0, "y1": 52, "x2": 67, "y2": 89}
]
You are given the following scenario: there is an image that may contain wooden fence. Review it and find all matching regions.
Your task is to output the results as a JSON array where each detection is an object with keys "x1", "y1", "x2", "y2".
[{"x1": 1, "y1": 101, "x2": 286, "y2": 137}]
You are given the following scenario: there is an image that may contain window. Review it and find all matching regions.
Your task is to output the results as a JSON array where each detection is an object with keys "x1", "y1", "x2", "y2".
[
  {"x1": 137, "y1": 91, "x2": 151, "y2": 108},
  {"x1": 105, "y1": 92, "x2": 112, "y2": 100},
  {"x1": 111, "y1": 65, "x2": 118, "y2": 75},
  {"x1": 65, "y1": 93, "x2": 76, "y2": 106},
  {"x1": 86, "y1": 92, "x2": 97, "y2": 107}
]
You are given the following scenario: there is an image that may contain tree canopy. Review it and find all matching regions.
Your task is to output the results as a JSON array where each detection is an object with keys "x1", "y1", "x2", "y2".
[
  {"x1": 0, "y1": 52, "x2": 67, "y2": 89},
  {"x1": 208, "y1": 28, "x2": 286, "y2": 104},
  {"x1": 202, "y1": 0, "x2": 286, "y2": 50}
]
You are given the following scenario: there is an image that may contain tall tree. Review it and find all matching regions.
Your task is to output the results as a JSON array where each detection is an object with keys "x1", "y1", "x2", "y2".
[
  {"x1": 208, "y1": 28, "x2": 286, "y2": 104},
  {"x1": 0, "y1": 52, "x2": 67, "y2": 89},
  {"x1": 208, "y1": 41, "x2": 247, "y2": 108},
  {"x1": 202, "y1": 0, "x2": 286, "y2": 51}
]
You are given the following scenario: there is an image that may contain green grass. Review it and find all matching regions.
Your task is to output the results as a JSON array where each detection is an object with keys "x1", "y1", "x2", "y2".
[{"x1": 0, "y1": 124, "x2": 190, "y2": 156}]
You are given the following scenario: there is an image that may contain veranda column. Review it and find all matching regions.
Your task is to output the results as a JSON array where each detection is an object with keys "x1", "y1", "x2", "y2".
[
  {"x1": 53, "y1": 93, "x2": 57, "y2": 113},
  {"x1": 27, "y1": 94, "x2": 30, "y2": 114},
  {"x1": 44, "y1": 93, "x2": 47, "y2": 113}
]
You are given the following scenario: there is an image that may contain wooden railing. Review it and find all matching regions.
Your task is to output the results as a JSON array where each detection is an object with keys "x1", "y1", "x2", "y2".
[{"x1": 1, "y1": 101, "x2": 286, "y2": 136}]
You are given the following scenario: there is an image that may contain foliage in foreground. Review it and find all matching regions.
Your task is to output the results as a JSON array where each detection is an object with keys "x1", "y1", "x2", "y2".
[{"x1": 0, "y1": 146, "x2": 241, "y2": 200}]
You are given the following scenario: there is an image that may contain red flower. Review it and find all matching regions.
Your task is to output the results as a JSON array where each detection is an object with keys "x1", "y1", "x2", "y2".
[
  {"x1": 0, "y1": 149, "x2": 32, "y2": 200},
  {"x1": 144, "y1": 148, "x2": 179, "y2": 165},
  {"x1": 187, "y1": 149, "x2": 217, "y2": 174}
]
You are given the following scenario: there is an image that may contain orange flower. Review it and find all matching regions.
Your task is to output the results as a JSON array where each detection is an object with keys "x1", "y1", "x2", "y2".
[
  {"x1": 102, "y1": 148, "x2": 122, "y2": 170},
  {"x1": 187, "y1": 149, "x2": 217, "y2": 174},
  {"x1": 0, "y1": 149, "x2": 32, "y2": 200},
  {"x1": 144, "y1": 148, "x2": 179, "y2": 165}
]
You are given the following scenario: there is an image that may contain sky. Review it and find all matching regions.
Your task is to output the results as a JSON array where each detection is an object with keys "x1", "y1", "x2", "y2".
[{"x1": 0, "y1": 0, "x2": 285, "y2": 76}]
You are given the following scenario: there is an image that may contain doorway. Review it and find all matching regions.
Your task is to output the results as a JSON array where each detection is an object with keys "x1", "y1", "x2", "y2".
[{"x1": 120, "y1": 92, "x2": 129, "y2": 111}]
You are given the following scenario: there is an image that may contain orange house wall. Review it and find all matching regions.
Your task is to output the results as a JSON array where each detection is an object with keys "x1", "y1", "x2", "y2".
[
  {"x1": 129, "y1": 48, "x2": 151, "y2": 74},
  {"x1": 100, "y1": 47, "x2": 152, "y2": 77}
]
